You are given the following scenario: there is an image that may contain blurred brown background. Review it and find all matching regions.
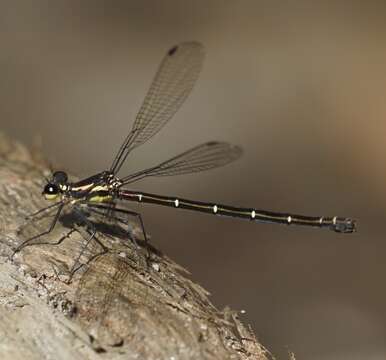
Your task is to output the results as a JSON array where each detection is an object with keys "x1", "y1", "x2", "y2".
[{"x1": 1, "y1": 1, "x2": 385, "y2": 359}]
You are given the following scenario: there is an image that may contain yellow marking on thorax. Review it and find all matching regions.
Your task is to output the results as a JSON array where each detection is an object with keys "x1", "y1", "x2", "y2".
[
  {"x1": 86, "y1": 184, "x2": 112, "y2": 203},
  {"x1": 71, "y1": 183, "x2": 95, "y2": 192},
  {"x1": 91, "y1": 185, "x2": 109, "y2": 192},
  {"x1": 88, "y1": 194, "x2": 113, "y2": 203}
]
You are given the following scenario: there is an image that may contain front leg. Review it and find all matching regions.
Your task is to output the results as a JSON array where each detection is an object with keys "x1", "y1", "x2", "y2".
[
  {"x1": 12, "y1": 202, "x2": 65, "y2": 259},
  {"x1": 26, "y1": 201, "x2": 63, "y2": 219}
]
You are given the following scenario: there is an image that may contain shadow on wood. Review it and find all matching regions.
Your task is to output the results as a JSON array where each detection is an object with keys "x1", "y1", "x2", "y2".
[{"x1": 0, "y1": 133, "x2": 271, "y2": 359}]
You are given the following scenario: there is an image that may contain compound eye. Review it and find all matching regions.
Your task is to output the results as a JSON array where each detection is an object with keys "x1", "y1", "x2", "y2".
[
  {"x1": 44, "y1": 183, "x2": 59, "y2": 194},
  {"x1": 43, "y1": 183, "x2": 60, "y2": 200},
  {"x1": 52, "y1": 171, "x2": 68, "y2": 184}
]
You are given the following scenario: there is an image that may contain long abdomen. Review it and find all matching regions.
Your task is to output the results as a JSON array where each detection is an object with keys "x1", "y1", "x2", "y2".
[{"x1": 118, "y1": 190, "x2": 355, "y2": 233}]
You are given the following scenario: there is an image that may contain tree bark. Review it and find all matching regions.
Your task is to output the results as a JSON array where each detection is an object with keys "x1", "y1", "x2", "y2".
[{"x1": 0, "y1": 133, "x2": 271, "y2": 360}]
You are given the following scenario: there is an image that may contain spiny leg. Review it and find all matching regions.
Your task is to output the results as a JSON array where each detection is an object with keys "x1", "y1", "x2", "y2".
[
  {"x1": 26, "y1": 201, "x2": 63, "y2": 219},
  {"x1": 16, "y1": 201, "x2": 63, "y2": 234},
  {"x1": 67, "y1": 227, "x2": 104, "y2": 281},
  {"x1": 67, "y1": 208, "x2": 108, "y2": 281},
  {"x1": 87, "y1": 204, "x2": 149, "y2": 244},
  {"x1": 87, "y1": 203, "x2": 151, "y2": 259},
  {"x1": 12, "y1": 203, "x2": 65, "y2": 259},
  {"x1": 28, "y1": 228, "x2": 76, "y2": 247},
  {"x1": 31, "y1": 228, "x2": 77, "y2": 277},
  {"x1": 89, "y1": 200, "x2": 117, "y2": 222},
  {"x1": 86, "y1": 207, "x2": 140, "y2": 250},
  {"x1": 84, "y1": 207, "x2": 154, "y2": 273}
]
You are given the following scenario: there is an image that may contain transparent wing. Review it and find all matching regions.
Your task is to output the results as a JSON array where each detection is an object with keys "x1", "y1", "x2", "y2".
[
  {"x1": 110, "y1": 42, "x2": 205, "y2": 175},
  {"x1": 120, "y1": 142, "x2": 243, "y2": 185}
]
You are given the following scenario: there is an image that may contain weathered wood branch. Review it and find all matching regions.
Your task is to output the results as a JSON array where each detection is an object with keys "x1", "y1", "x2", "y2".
[{"x1": 0, "y1": 133, "x2": 271, "y2": 360}]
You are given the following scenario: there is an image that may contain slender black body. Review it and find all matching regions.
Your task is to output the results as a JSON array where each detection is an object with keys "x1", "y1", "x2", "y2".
[
  {"x1": 13, "y1": 41, "x2": 356, "y2": 265},
  {"x1": 119, "y1": 190, "x2": 354, "y2": 233}
]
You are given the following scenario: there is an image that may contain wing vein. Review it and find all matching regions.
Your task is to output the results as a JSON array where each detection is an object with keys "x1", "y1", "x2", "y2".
[
  {"x1": 110, "y1": 42, "x2": 205, "y2": 174},
  {"x1": 120, "y1": 142, "x2": 243, "y2": 185}
]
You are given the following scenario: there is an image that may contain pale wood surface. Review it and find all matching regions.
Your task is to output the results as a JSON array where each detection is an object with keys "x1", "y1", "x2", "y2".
[{"x1": 0, "y1": 133, "x2": 270, "y2": 360}]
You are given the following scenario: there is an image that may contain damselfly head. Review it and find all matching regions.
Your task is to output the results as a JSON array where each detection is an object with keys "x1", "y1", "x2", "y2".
[{"x1": 42, "y1": 171, "x2": 69, "y2": 200}]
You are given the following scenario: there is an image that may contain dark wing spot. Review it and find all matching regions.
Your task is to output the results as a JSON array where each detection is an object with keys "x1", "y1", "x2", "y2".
[{"x1": 168, "y1": 45, "x2": 178, "y2": 56}]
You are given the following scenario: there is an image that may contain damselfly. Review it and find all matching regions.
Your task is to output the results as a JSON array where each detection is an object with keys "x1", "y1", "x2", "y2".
[{"x1": 13, "y1": 42, "x2": 356, "y2": 263}]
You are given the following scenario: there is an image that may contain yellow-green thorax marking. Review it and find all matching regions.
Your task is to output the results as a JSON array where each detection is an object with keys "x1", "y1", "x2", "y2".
[{"x1": 43, "y1": 170, "x2": 119, "y2": 204}]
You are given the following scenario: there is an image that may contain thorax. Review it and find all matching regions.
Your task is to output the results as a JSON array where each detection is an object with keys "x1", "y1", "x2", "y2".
[{"x1": 67, "y1": 171, "x2": 120, "y2": 203}]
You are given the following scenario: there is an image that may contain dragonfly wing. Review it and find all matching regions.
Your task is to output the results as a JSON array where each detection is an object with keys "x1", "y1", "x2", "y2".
[
  {"x1": 121, "y1": 141, "x2": 242, "y2": 184},
  {"x1": 110, "y1": 42, "x2": 205, "y2": 175}
]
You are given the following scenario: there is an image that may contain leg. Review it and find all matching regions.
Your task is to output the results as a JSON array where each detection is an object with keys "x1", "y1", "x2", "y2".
[
  {"x1": 67, "y1": 208, "x2": 108, "y2": 281},
  {"x1": 16, "y1": 201, "x2": 63, "y2": 235},
  {"x1": 87, "y1": 204, "x2": 149, "y2": 244},
  {"x1": 12, "y1": 202, "x2": 65, "y2": 259},
  {"x1": 67, "y1": 228, "x2": 108, "y2": 282},
  {"x1": 32, "y1": 228, "x2": 76, "y2": 247},
  {"x1": 86, "y1": 204, "x2": 151, "y2": 260},
  {"x1": 86, "y1": 207, "x2": 139, "y2": 249},
  {"x1": 26, "y1": 201, "x2": 63, "y2": 219}
]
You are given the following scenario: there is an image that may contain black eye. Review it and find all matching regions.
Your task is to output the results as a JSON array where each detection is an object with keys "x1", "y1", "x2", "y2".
[
  {"x1": 43, "y1": 183, "x2": 59, "y2": 195},
  {"x1": 52, "y1": 171, "x2": 68, "y2": 184}
]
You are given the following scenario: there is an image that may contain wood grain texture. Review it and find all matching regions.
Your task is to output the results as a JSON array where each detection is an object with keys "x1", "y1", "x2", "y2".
[{"x1": 0, "y1": 133, "x2": 271, "y2": 360}]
